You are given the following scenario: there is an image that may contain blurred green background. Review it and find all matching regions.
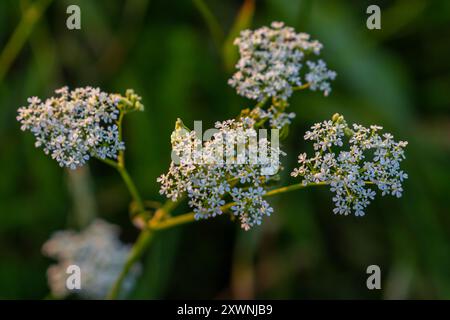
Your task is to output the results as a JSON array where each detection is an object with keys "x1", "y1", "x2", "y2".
[{"x1": 0, "y1": 0, "x2": 449, "y2": 299}]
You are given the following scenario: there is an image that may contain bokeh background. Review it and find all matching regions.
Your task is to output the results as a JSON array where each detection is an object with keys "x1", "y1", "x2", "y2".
[{"x1": 0, "y1": 0, "x2": 449, "y2": 299}]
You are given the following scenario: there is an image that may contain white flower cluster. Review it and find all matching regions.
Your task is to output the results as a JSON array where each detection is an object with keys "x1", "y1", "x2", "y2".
[
  {"x1": 291, "y1": 114, "x2": 408, "y2": 216},
  {"x1": 42, "y1": 219, "x2": 140, "y2": 299},
  {"x1": 17, "y1": 87, "x2": 142, "y2": 169},
  {"x1": 158, "y1": 118, "x2": 282, "y2": 230},
  {"x1": 228, "y1": 21, "x2": 336, "y2": 101}
]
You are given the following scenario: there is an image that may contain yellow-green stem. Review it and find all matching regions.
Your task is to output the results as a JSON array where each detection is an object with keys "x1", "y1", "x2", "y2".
[
  {"x1": 254, "y1": 96, "x2": 269, "y2": 109},
  {"x1": 192, "y1": 0, "x2": 224, "y2": 49},
  {"x1": 106, "y1": 181, "x2": 334, "y2": 299},
  {"x1": 293, "y1": 83, "x2": 310, "y2": 91},
  {"x1": 95, "y1": 156, "x2": 145, "y2": 213}
]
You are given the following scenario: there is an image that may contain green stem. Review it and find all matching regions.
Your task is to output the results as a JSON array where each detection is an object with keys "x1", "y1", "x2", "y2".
[
  {"x1": 265, "y1": 181, "x2": 326, "y2": 196},
  {"x1": 95, "y1": 156, "x2": 119, "y2": 169},
  {"x1": 253, "y1": 83, "x2": 309, "y2": 111},
  {"x1": 151, "y1": 211, "x2": 196, "y2": 230},
  {"x1": 117, "y1": 165, "x2": 145, "y2": 212},
  {"x1": 106, "y1": 229, "x2": 153, "y2": 300},
  {"x1": 254, "y1": 96, "x2": 269, "y2": 109},
  {"x1": 106, "y1": 199, "x2": 181, "y2": 299},
  {"x1": 192, "y1": 0, "x2": 224, "y2": 49},
  {"x1": 118, "y1": 112, "x2": 125, "y2": 142},
  {"x1": 107, "y1": 178, "x2": 362, "y2": 299}
]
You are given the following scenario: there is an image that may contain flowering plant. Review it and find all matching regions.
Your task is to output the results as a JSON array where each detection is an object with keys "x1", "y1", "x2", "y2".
[{"x1": 18, "y1": 22, "x2": 407, "y2": 299}]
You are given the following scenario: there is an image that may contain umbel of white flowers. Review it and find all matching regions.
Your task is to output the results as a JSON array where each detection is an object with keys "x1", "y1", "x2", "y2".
[
  {"x1": 291, "y1": 114, "x2": 408, "y2": 217},
  {"x1": 17, "y1": 87, "x2": 143, "y2": 169},
  {"x1": 42, "y1": 219, "x2": 141, "y2": 299},
  {"x1": 158, "y1": 117, "x2": 282, "y2": 230},
  {"x1": 228, "y1": 21, "x2": 336, "y2": 101}
]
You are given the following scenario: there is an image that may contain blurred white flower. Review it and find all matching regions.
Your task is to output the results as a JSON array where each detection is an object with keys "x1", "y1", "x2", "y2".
[
  {"x1": 305, "y1": 60, "x2": 336, "y2": 96},
  {"x1": 228, "y1": 21, "x2": 336, "y2": 101},
  {"x1": 291, "y1": 114, "x2": 408, "y2": 216},
  {"x1": 42, "y1": 219, "x2": 140, "y2": 299}
]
